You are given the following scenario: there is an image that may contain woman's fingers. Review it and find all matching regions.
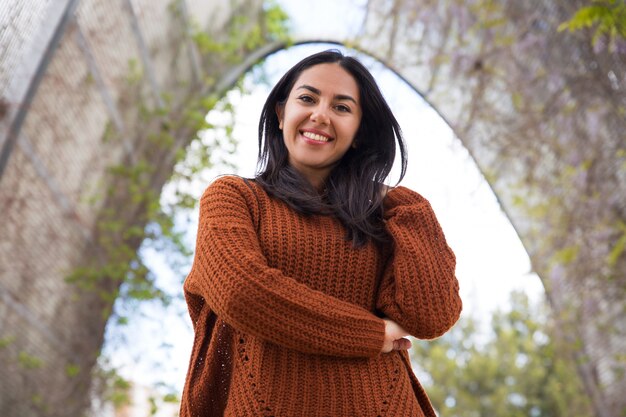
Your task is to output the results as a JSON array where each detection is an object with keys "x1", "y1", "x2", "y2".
[
  {"x1": 382, "y1": 318, "x2": 412, "y2": 353},
  {"x1": 392, "y1": 337, "x2": 412, "y2": 351}
]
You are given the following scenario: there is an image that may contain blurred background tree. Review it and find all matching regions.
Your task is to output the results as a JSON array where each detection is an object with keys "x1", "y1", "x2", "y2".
[{"x1": 413, "y1": 291, "x2": 593, "y2": 417}]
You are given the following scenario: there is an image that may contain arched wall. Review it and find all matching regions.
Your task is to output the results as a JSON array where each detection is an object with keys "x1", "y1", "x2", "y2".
[{"x1": 0, "y1": 1, "x2": 624, "y2": 416}]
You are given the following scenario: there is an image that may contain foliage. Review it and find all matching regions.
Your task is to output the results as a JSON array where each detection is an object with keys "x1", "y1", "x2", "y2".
[
  {"x1": 0, "y1": 336, "x2": 15, "y2": 349},
  {"x1": 412, "y1": 291, "x2": 593, "y2": 417},
  {"x1": 192, "y1": 0, "x2": 289, "y2": 60},
  {"x1": 17, "y1": 352, "x2": 43, "y2": 370},
  {"x1": 607, "y1": 220, "x2": 626, "y2": 267},
  {"x1": 558, "y1": 0, "x2": 626, "y2": 52},
  {"x1": 93, "y1": 362, "x2": 132, "y2": 409},
  {"x1": 263, "y1": 0, "x2": 291, "y2": 43}
]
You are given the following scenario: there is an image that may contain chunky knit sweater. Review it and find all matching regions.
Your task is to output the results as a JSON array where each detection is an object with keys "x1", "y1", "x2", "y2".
[{"x1": 181, "y1": 175, "x2": 462, "y2": 417}]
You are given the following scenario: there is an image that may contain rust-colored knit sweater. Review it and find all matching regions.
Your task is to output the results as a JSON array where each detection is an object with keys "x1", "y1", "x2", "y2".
[{"x1": 181, "y1": 176, "x2": 462, "y2": 417}]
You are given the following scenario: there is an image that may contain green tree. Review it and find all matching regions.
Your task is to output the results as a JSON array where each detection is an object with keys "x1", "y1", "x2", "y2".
[{"x1": 412, "y1": 291, "x2": 593, "y2": 417}]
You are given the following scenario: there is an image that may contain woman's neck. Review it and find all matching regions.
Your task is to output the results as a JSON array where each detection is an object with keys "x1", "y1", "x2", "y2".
[{"x1": 291, "y1": 166, "x2": 329, "y2": 192}]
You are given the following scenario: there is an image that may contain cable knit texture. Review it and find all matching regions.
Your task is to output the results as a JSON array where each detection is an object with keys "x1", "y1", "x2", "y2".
[{"x1": 181, "y1": 176, "x2": 462, "y2": 417}]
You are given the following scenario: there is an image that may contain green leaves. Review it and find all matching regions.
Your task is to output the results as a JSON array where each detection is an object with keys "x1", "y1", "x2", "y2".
[
  {"x1": 263, "y1": 0, "x2": 290, "y2": 42},
  {"x1": 607, "y1": 221, "x2": 626, "y2": 267},
  {"x1": 18, "y1": 352, "x2": 43, "y2": 370},
  {"x1": 558, "y1": 0, "x2": 626, "y2": 50},
  {"x1": 191, "y1": 2, "x2": 289, "y2": 61},
  {"x1": 0, "y1": 336, "x2": 15, "y2": 349},
  {"x1": 65, "y1": 363, "x2": 81, "y2": 377},
  {"x1": 551, "y1": 245, "x2": 580, "y2": 266}
]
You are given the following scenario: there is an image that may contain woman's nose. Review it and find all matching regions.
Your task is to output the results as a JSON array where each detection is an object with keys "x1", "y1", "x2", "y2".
[{"x1": 310, "y1": 106, "x2": 330, "y2": 125}]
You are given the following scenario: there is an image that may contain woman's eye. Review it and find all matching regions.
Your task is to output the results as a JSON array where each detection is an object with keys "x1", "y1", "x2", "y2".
[
  {"x1": 335, "y1": 104, "x2": 351, "y2": 113},
  {"x1": 298, "y1": 95, "x2": 314, "y2": 103}
]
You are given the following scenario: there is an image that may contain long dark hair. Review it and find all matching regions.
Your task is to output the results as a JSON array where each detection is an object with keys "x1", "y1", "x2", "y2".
[{"x1": 256, "y1": 50, "x2": 407, "y2": 247}]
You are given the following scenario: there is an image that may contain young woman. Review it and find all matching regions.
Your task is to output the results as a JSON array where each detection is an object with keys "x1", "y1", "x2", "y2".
[{"x1": 181, "y1": 50, "x2": 462, "y2": 417}]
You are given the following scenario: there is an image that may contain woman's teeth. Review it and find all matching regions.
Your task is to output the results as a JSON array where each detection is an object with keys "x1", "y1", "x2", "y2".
[{"x1": 302, "y1": 131, "x2": 330, "y2": 142}]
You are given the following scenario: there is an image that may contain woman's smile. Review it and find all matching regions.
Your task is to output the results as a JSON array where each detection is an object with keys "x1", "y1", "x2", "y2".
[
  {"x1": 276, "y1": 63, "x2": 362, "y2": 188},
  {"x1": 300, "y1": 129, "x2": 333, "y2": 143}
]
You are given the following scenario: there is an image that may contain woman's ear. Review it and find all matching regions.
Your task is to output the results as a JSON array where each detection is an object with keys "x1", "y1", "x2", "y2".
[{"x1": 275, "y1": 103, "x2": 284, "y2": 130}]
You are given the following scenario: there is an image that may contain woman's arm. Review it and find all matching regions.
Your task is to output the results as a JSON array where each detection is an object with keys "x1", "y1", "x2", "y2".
[
  {"x1": 377, "y1": 186, "x2": 462, "y2": 339},
  {"x1": 184, "y1": 176, "x2": 386, "y2": 358}
]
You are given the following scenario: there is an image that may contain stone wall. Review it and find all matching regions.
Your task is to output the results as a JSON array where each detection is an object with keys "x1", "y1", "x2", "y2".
[{"x1": 0, "y1": 0, "x2": 266, "y2": 415}]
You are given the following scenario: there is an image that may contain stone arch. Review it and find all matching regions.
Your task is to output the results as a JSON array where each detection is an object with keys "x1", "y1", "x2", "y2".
[{"x1": 1, "y1": 1, "x2": 623, "y2": 416}]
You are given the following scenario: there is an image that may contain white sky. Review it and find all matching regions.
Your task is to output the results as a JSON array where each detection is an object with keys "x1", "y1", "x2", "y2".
[{"x1": 104, "y1": 0, "x2": 545, "y2": 398}]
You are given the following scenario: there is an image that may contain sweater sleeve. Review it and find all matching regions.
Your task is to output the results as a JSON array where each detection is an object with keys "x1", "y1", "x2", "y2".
[
  {"x1": 183, "y1": 176, "x2": 386, "y2": 358},
  {"x1": 377, "y1": 186, "x2": 462, "y2": 339}
]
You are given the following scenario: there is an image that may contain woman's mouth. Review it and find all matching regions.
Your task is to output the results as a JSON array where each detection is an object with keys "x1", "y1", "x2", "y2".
[{"x1": 301, "y1": 131, "x2": 332, "y2": 143}]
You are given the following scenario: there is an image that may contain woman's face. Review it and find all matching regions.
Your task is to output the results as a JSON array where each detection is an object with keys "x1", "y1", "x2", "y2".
[{"x1": 276, "y1": 63, "x2": 362, "y2": 188}]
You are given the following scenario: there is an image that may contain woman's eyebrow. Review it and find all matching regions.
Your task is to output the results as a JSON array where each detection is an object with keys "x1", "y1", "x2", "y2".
[{"x1": 296, "y1": 84, "x2": 357, "y2": 104}]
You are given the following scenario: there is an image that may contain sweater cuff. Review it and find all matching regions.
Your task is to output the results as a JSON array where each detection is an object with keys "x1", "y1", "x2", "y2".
[{"x1": 361, "y1": 318, "x2": 386, "y2": 357}]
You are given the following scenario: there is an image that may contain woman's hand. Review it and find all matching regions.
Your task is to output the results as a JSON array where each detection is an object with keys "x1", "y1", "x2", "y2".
[
  {"x1": 381, "y1": 318, "x2": 412, "y2": 353},
  {"x1": 381, "y1": 184, "x2": 390, "y2": 199}
]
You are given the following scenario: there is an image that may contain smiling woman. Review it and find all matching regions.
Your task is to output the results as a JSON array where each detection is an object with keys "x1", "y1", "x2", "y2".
[
  {"x1": 180, "y1": 50, "x2": 462, "y2": 417},
  {"x1": 256, "y1": 51, "x2": 408, "y2": 247},
  {"x1": 276, "y1": 63, "x2": 362, "y2": 189}
]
